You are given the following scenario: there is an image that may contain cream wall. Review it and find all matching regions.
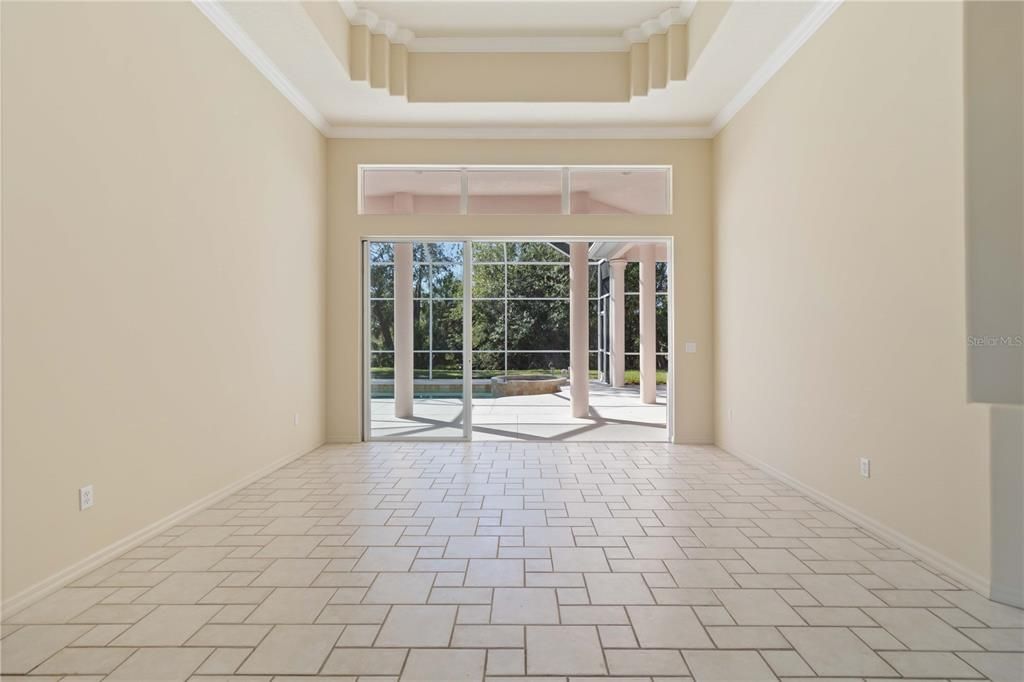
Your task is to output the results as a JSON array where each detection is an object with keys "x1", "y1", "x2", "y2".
[
  {"x1": 2, "y1": 2, "x2": 326, "y2": 602},
  {"x1": 326, "y1": 139, "x2": 714, "y2": 445},
  {"x1": 408, "y1": 53, "x2": 632, "y2": 102},
  {"x1": 713, "y1": 2, "x2": 991, "y2": 587},
  {"x1": 964, "y1": 1, "x2": 1024, "y2": 608}
]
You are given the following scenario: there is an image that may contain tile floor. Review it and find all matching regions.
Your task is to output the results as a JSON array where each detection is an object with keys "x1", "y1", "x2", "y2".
[{"x1": 3, "y1": 442, "x2": 1023, "y2": 681}]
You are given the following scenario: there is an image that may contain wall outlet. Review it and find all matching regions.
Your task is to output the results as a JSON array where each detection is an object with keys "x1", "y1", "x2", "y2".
[
  {"x1": 293, "y1": 413, "x2": 300, "y2": 426},
  {"x1": 685, "y1": 342, "x2": 697, "y2": 353},
  {"x1": 728, "y1": 408, "x2": 734, "y2": 423},
  {"x1": 79, "y1": 485, "x2": 94, "y2": 511},
  {"x1": 859, "y1": 458, "x2": 871, "y2": 478}
]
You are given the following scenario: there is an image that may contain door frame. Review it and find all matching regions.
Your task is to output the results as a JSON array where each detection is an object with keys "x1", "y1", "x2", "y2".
[
  {"x1": 362, "y1": 236, "x2": 674, "y2": 443},
  {"x1": 362, "y1": 238, "x2": 473, "y2": 441}
]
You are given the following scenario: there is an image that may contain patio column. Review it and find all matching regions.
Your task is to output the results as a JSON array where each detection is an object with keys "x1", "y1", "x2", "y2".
[
  {"x1": 609, "y1": 258, "x2": 627, "y2": 388},
  {"x1": 569, "y1": 242, "x2": 590, "y2": 418},
  {"x1": 394, "y1": 242, "x2": 414, "y2": 418},
  {"x1": 639, "y1": 245, "x2": 657, "y2": 404}
]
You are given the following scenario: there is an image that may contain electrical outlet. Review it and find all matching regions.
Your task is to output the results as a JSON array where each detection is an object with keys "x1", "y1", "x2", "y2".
[
  {"x1": 79, "y1": 485, "x2": 94, "y2": 511},
  {"x1": 293, "y1": 413, "x2": 300, "y2": 426},
  {"x1": 859, "y1": 458, "x2": 871, "y2": 479},
  {"x1": 728, "y1": 408, "x2": 734, "y2": 423}
]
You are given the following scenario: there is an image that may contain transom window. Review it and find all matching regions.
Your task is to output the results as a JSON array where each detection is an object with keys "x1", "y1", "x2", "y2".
[{"x1": 359, "y1": 165, "x2": 671, "y2": 215}]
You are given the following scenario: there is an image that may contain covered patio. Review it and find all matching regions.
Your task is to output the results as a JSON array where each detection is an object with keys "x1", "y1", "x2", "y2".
[
  {"x1": 367, "y1": 239, "x2": 670, "y2": 441},
  {"x1": 371, "y1": 380, "x2": 668, "y2": 441}
]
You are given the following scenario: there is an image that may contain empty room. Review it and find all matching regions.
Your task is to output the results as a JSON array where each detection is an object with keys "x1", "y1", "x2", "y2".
[{"x1": 1, "y1": 1, "x2": 1022, "y2": 681}]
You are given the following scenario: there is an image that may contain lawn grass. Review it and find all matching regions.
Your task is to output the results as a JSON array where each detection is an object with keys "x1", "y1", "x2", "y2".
[{"x1": 623, "y1": 369, "x2": 668, "y2": 385}]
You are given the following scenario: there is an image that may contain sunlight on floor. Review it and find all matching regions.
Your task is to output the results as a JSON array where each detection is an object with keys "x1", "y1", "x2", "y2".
[{"x1": 370, "y1": 381, "x2": 667, "y2": 441}]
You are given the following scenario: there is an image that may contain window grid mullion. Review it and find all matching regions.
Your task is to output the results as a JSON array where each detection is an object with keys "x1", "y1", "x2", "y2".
[{"x1": 503, "y1": 243, "x2": 509, "y2": 376}]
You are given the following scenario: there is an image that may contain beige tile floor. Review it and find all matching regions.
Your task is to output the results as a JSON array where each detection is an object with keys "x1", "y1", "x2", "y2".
[{"x1": 3, "y1": 442, "x2": 1023, "y2": 681}]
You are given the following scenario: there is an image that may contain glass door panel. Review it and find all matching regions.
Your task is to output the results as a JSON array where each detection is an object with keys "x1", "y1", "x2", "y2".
[{"x1": 365, "y1": 240, "x2": 471, "y2": 439}]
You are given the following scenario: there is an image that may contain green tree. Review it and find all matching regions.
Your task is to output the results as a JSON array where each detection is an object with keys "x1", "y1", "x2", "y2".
[{"x1": 369, "y1": 241, "x2": 667, "y2": 382}]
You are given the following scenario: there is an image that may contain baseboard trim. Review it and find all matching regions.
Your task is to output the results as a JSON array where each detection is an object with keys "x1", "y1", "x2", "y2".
[
  {"x1": 1, "y1": 443, "x2": 320, "y2": 618},
  {"x1": 723, "y1": 445, "x2": 992, "y2": 597}
]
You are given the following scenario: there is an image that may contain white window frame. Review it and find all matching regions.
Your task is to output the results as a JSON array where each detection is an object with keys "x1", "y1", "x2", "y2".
[
  {"x1": 357, "y1": 164, "x2": 673, "y2": 216},
  {"x1": 362, "y1": 236, "x2": 675, "y2": 444}
]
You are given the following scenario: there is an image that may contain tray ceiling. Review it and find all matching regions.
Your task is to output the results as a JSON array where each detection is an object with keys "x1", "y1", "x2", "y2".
[{"x1": 201, "y1": 0, "x2": 842, "y2": 137}]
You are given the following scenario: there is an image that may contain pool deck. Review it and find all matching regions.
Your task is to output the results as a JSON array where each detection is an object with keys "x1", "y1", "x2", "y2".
[{"x1": 369, "y1": 380, "x2": 668, "y2": 441}]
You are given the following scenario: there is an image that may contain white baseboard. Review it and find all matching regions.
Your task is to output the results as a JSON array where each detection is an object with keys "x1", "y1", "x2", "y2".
[
  {"x1": 723, "y1": 445, "x2": 992, "y2": 597},
  {"x1": 1, "y1": 444, "x2": 320, "y2": 618}
]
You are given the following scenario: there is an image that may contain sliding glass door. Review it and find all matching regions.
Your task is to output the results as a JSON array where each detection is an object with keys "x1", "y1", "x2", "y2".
[{"x1": 364, "y1": 240, "x2": 472, "y2": 440}]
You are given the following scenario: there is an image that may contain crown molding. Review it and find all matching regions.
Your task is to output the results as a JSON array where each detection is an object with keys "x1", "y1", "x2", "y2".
[
  {"x1": 408, "y1": 36, "x2": 630, "y2": 53},
  {"x1": 623, "y1": 1, "x2": 695, "y2": 43},
  {"x1": 338, "y1": 0, "x2": 414, "y2": 44},
  {"x1": 326, "y1": 126, "x2": 714, "y2": 140},
  {"x1": 192, "y1": 0, "x2": 330, "y2": 134},
  {"x1": 709, "y1": 0, "x2": 844, "y2": 135},
  {"x1": 195, "y1": 0, "x2": 841, "y2": 142},
  {"x1": 340, "y1": 0, "x2": 695, "y2": 54}
]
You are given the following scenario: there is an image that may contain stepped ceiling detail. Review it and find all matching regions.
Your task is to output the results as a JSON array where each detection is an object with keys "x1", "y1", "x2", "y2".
[{"x1": 201, "y1": 0, "x2": 841, "y2": 137}]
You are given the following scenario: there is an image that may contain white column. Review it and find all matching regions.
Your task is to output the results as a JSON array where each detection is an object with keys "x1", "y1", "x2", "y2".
[
  {"x1": 639, "y1": 246, "x2": 657, "y2": 404},
  {"x1": 569, "y1": 242, "x2": 590, "y2": 418},
  {"x1": 394, "y1": 242, "x2": 414, "y2": 418},
  {"x1": 609, "y1": 259, "x2": 627, "y2": 388}
]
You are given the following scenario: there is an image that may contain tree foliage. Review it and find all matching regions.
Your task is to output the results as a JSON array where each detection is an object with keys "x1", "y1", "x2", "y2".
[{"x1": 369, "y1": 242, "x2": 667, "y2": 378}]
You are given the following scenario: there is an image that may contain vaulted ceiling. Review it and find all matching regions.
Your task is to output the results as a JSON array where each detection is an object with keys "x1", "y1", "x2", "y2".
[{"x1": 197, "y1": 0, "x2": 842, "y2": 138}]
